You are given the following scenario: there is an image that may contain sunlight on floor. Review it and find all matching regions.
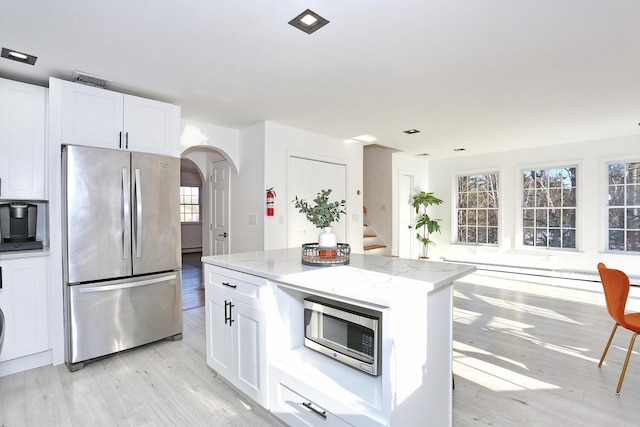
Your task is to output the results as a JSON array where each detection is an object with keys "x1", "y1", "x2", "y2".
[
  {"x1": 453, "y1": 340, "x2": 561, "y2": 392},
  {"x1": 473, "y1": 293, "x2": 583, "y2": 325}
]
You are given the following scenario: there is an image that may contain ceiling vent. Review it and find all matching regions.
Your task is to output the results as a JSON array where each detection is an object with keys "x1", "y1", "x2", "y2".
[{"x1": 71, "y1": 70, "x2": 112, "y2": 88}]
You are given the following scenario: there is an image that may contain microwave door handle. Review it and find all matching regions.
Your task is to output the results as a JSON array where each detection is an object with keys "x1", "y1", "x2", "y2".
[
  {"x1": 134, "y1": 168, "x2": 142, "y2": 259},
  {"x1": 122, "y1": 167, "x2": 130, "y2": 260}
]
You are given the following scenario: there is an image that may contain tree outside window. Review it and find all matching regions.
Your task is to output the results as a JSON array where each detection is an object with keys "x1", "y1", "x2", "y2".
[
  {"x1": 180, "y1": 186, "x2": 200, "y2": 223},
  {"x1": 456, "y1": 172, "x2": 499, "y2": 245},
  {"x1": 522, "y1": 167, "x2": 576, "y2": 249},
  {"x1": 608, "y1": 161, "x2": 640, "y2": 252}
]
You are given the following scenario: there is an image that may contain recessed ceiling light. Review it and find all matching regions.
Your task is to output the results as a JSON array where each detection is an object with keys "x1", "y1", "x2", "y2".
[
  {"x1": 289, "y1": 9, "x2": 329, "y2": 34},
  {"x1": 453, "y1": 148, "x2": 466, "y2": 152},
  {"x1": 352, "y1": 134, "x2": 378, "y2": 143},
  {"x1": 300, "y1": 14, "x2": 318, "y2": 26},
  {"x1": 1, "y1": 47, "x2": 37, "y2": 65},
  {"x1": 404, "y1": 129, "x2": 421, "y2": 134}
]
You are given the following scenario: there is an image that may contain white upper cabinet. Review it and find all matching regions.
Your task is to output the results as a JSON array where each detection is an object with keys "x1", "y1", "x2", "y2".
[
  {"x1": 0, "y1": 78, "x2": 47, "y2": 200},
  {"x1": 59, "y1": 81, "x2": 123, "y2": 150},
  {"x1": 57, "y1": 78, "x2": 180, "y2": 157},
  {"x1": 123, "y1": 94, "x2": 180, "y2": 156}
]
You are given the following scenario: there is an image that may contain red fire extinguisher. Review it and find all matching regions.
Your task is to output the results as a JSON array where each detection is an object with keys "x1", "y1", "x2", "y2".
[{"x1": 266, "y1": 188, "x2": 276, "y2": 216}]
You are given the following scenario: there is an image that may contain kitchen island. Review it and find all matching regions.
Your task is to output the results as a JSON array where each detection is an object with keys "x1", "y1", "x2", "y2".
[{"x1": 202, "y1": 249, "x2": 475, "y2": 427}]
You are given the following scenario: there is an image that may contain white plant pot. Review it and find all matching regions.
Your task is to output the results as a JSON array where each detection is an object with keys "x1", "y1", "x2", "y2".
[{"x1": 318, "y1": 227, "x2": 337, "y2": 248}]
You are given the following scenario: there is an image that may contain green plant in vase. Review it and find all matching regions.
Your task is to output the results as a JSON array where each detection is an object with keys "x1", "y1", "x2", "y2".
[
  {"x1": 293, "y1": 189, "x2": 346, "y2": 248},
  {"x1": 411, "y1": 191, "x2": 443, "y2": 259}
]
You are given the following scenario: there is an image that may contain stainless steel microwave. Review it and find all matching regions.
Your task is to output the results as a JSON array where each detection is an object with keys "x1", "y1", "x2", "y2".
[{"x1": 303, "y1": 296, "x2": 382, "y2": 376}]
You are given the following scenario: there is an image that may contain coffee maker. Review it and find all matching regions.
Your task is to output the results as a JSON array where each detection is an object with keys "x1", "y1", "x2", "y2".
[{"x1": 0, "y1": 202, "x2": 43, "y2": 251}]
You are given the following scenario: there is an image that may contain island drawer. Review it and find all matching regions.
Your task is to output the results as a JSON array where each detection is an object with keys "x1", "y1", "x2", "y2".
[
  {"x1": 204, "y1": 265, "x2": 267, "y2": 305},
  {"x1": 271, "y1": 381, "x2": 354, "y2": 427}
]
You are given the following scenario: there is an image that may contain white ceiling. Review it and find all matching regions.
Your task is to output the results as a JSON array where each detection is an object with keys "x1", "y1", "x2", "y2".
[{"x1": 1, "y1": 0, "x2": 639, "y2": 158}]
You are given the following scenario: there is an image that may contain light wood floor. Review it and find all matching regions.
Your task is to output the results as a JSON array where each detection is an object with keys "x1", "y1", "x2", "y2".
[
  {"x1": 3, "y1": 269, "x2": 640, "y2": 426},
  {"x1": 0, "y1": 307, "x2": 282, "y2": 427},
  {"x1": 453, "y1": 270, "x2": 640, "y2": 426},
  {"x1": 182, "y1": 252, "x2": 204, "y2": 311}
]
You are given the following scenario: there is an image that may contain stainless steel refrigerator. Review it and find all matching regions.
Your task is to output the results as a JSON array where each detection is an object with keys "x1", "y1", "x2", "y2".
[{"x1": 62, "y1": 145, "x2": 182, "y2": 371}]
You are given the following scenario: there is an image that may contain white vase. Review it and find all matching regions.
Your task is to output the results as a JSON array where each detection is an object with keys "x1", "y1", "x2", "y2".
[{"x1": 318, "y1": 227, "x2": 337, "y2": 248}]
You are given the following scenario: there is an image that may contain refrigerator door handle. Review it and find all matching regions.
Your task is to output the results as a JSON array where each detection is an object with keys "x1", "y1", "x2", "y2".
[
  {"x1": 78, "y1": 274, "x2": 178, "y2": 293},
  {"x1": 122, "y1": 167, "x2": 130, "y2": 260},
  {"x1": 134, "y1": 168, "x2": 143, "y2": 258}
]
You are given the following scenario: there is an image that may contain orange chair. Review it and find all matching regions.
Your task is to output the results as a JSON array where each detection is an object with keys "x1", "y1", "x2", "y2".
[{"x1": 597, "y1": 262, "x2": 640, "y2": 394}]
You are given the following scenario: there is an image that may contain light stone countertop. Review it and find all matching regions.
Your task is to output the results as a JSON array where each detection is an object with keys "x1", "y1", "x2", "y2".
[{"x1": 202, "y1": 248, "x2": 476, "y2": 308}]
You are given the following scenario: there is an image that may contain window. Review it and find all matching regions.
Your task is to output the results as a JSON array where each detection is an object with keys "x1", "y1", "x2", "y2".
[
  {"x1": 522, "y1": 167, "x2": 576, "y2": 249},
  {"x1": 607, "y1": 161, "x2": 640, "y2": 252},
  {"x1": 456, "y1": 172, "x2": 499, "y2": 245},
  {"x1": 180, "y1": 186, "x2": 200, "y2": 223}
]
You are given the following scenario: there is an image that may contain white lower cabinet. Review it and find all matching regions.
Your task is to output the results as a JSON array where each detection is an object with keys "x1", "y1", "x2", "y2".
[
  {"x1": 204, "y1": 265, "x2": 268, "y2": 407},
  {"x1": 0, "y1": 256, "x2": 49, "y2": 362}
]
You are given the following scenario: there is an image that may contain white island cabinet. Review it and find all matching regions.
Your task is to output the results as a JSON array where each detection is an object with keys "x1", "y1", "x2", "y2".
[
  {"x1": 202, "y1": 249, "x2": 475, "y2": 427},
  {"x1": 204, "y1": 264, "x2": 269, "y2": 408},
  {"x1": 52, "y1": 77, "x2": 180, "y2": 157}
]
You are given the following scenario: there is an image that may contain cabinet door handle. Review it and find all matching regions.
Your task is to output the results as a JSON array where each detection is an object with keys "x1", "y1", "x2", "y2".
[
  {"x1": 125, "y1": 132, "x2": 129, "y2": 149},
  {"x1": 302, "y1": 402, "x2": 327, "y2": 419},
  {"x1": 222, "y1": 282, "x2": 237, "y2": 289},
  {"x1": 119, "y1": 131, "x2": 123, "y2": 149},
  {"x1": 0, "y1": 266, "x2": 3, "y2": 289},
  {"x1": 224, "y1": 300, "x2": 235, "y2": 326}
]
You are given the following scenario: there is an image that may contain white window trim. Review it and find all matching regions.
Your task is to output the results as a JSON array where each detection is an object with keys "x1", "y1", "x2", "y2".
[{"x1": 516, "y1": 161, "x2": 581, "y2": 252}]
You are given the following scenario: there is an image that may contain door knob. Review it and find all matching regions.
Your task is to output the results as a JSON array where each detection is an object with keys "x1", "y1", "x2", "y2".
[{"x1": 219, "y1": 232, "x2": 228, "y2": 238}]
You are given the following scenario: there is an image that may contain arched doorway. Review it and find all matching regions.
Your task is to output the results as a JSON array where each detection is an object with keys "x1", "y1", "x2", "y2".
[{"x1": 180, "y1": 146, "x2": 229, "y2": 310}]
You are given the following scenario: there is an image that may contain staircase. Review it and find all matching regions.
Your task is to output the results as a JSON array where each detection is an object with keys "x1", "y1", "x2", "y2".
[{"x1": 363, "y1": 224, "x2": 388, "y2": 255}]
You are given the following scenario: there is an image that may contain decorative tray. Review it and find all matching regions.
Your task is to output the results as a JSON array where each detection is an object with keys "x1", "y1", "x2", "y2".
[{"x1": 301, "y1": 243, "x2": 350, "y2": 266}]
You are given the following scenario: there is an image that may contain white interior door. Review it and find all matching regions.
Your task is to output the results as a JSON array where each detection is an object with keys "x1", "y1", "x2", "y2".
[
  {"x1": 210, "y1": 160, "x2": 229, "y2": 255},
  {"x1": 288, "y1": 157, "x2": 347, "y2": 248},
  {"x1": 399, "y1": 173, "x2": 414, "y2": 259}
]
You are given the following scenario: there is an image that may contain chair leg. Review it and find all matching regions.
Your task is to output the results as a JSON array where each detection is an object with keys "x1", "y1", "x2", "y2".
[
  {"x1": 616, "y1": 332, "x2": 640, "y2": 394},
  {"x1": 599, "y1": 323, "x2": 619, "y2": 367}
]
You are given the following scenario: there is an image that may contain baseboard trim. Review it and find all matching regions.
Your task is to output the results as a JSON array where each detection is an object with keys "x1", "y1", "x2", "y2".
[{"x1": 182, "y1": 248, "x2": 202, "y2": 254}]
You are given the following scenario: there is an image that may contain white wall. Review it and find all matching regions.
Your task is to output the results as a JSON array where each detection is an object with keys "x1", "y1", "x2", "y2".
[
  {"x1": 180, "y1": 119, "x2": 240, "y2": 172},
  {"x1": 230, "y1": 122, "x2": 266, "y2": 253},
  {"x1": 263, "y1": 121, "x2": 364, "y2": 253},
  {"x1": 426, "y1": 134, "x2": 640, "y2": 276}
]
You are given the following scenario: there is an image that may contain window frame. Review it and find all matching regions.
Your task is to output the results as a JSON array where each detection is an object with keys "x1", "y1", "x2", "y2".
[
  {"x1": 605, "y1": 159, "x2": 640, "y2": 254},
  {"x1": 519, "y1": 164, "x2": 578, "y2": 251},
  {"x1": 453, "y1": 170, "x2": 500, "y2": 246},
  {"x1": 180, "y1": 185, "x2": 201, "y2": 224}
]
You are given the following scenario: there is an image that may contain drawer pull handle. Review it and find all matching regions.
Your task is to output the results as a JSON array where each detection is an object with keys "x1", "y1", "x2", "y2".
[
  {"x1": 222, "y1": 282, "x2": 237, "y2": 289},
  {"x1": 302, "y1": 402, "x2": 327, "y2": 419}
]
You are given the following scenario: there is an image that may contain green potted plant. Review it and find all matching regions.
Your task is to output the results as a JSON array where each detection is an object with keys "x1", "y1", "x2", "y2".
[
  {"x1": 293, "y1": 189, "x2": 346, "y2": 249},
  {"x1": 411, "y1": 191, "x2": 443, "y2": 259}
]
